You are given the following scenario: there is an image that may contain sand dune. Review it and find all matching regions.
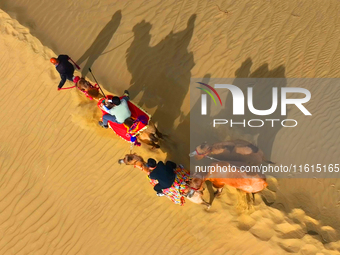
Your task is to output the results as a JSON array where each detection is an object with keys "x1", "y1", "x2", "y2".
[{"x1": 1, "y1": 0, "x2": 340, "y2": 254}]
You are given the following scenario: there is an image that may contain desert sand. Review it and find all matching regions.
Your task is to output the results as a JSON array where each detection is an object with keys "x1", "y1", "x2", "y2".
[{"x1": 1, "y1": 0, "x2": 340, "y2": 254}]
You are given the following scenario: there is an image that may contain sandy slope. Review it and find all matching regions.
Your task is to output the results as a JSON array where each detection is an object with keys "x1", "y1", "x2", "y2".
[{"x1": 1, "y1": 0, "x2": 340, "y2": 254}]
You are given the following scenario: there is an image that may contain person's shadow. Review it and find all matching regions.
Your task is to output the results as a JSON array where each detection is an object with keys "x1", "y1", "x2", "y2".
[
  {"x1": 168, "y1": 74, "x2": 218, "y2": 167},
  {"x1": 125, "y1": 14, "x2": 196, "y2": 139},
  {"x1": 77, "y1": 10, "x2": 122, "y2": 77}
]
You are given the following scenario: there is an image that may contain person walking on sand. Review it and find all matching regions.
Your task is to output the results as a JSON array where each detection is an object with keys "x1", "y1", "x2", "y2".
[{"x1": 50, "y1": 55, "x2": 77, "y2": 90}]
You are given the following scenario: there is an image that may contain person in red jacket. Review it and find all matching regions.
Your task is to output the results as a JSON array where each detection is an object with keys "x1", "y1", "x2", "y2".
[{"x1": 50, "y1": 55, "x2": 76, "y2": 90}]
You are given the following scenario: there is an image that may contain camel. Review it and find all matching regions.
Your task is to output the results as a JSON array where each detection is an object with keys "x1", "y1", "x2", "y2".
[
  {"x1": 134, "y1": 121, "x2": 164, "y2": 149},
  {"x1": 74, "y1": 77, "x2": 164, "y2": 148},
  {"x1": 189, "y1": 161, "x2": 268, "y2": 202},
  {"x1": 189, "y1": 139, "x2": 274, "y2": 165},
  {"x1": 118, "y1": 153, "x2": 211, "y2": 208},
  {"x1": 121, "y1": 117, "x2": 164, "y2": 149},
  {"x1": 74, "y1": 76, "x2": 103, "y2": 101}
]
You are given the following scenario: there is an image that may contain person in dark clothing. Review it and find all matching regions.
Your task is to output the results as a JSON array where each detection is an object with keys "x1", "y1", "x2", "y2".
[
  {"x1": 147, "y1": 158, "x2": 177, "y2": 196},
  {"x1": 50, "y1": 55, "x2": 75, "y2": 90}
]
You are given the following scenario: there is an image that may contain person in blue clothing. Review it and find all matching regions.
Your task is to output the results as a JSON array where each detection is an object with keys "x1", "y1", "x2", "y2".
[{"x1": 98, "y1": 90, "x2": 131, "y2": 128}]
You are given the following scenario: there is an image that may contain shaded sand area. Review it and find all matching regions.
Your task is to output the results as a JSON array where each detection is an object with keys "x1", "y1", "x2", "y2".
[{"x1": 1, "y1": 0, "x2": 340, "y2": 254}]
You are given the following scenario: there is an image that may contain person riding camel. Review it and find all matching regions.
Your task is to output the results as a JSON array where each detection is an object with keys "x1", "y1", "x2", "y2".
[
  {"x1": 146, "y1": 158, "x2": 178, "y2": 197},
  {"x1": 98, "y1": 90, "x2": 131, "y2": 128},
  {"x1": 50, "y1": 55, "x2": 76, "y2": 90}
]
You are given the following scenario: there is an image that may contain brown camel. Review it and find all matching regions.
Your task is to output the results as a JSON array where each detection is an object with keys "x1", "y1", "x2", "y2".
[
  {"x1": 123, "y1": 118, "x2": 164, "y2": 149},
  {"x1": 189, "y1": 139, "x2": 274, "y2": 165},
  {"x1": 118, "y1": 153, "x2": 211, "y2": 208},
  {"x1": 189, "y1": 161, "x2": 268, "y2": 203},
  {"x1": 75, "y1": 77, "x2": 103, "y2": 101}
]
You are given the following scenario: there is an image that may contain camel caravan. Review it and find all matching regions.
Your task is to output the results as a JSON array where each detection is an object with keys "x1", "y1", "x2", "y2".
[{"x1": 51, "y1": 54, "x2": 272, "y2": 209}]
